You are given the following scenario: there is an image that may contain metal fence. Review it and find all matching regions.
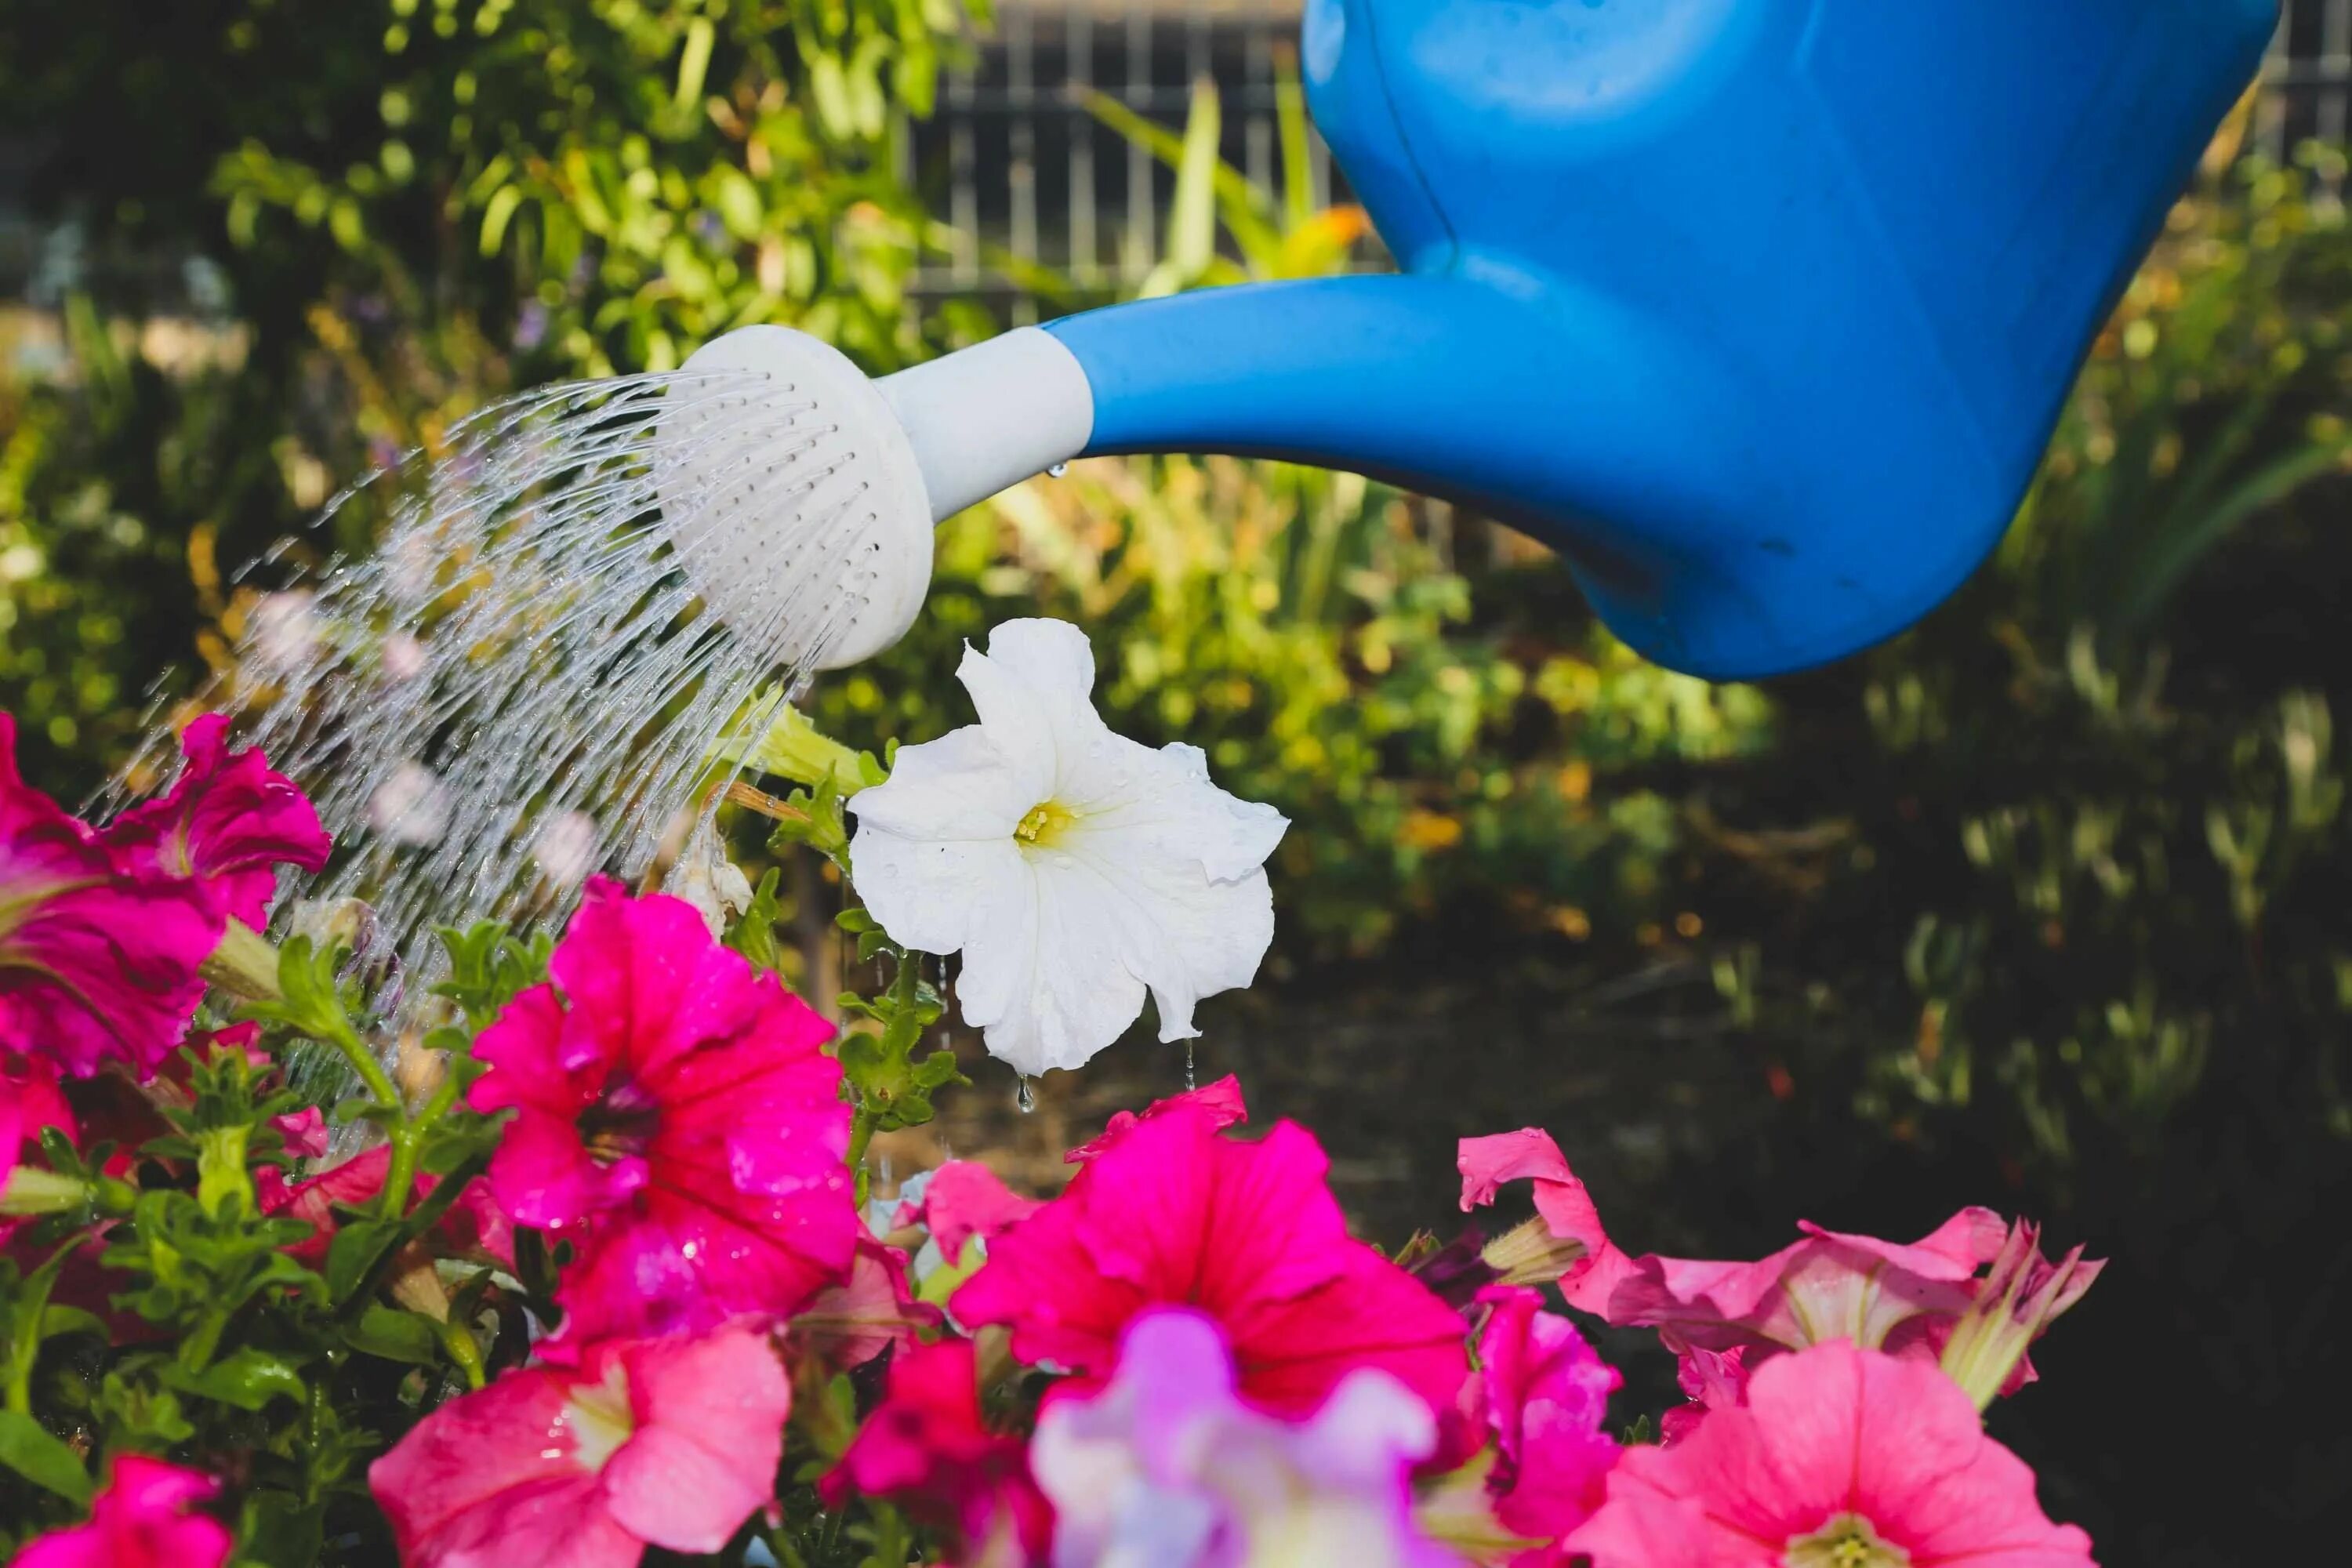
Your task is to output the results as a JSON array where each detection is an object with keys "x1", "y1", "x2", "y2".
[{"x1": 915, "y1": 0, "x2": 2352, "y2": 307}]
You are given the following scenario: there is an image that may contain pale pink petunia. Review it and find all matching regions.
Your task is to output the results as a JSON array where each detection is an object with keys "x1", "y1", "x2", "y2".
[
  {"x1": 1063, "y1": 1073, "x2": 1247, "y2": 1164},
  {"x1": 13, "y1": 1455, "x2": 233, "y2": 1568},
  {"x1": 467, "y1": 878, "x2": 856, "y2": 1350},
  {"x1": 1035, "y1": 1308, "x2": 1454, "y2": 1568},
  {"x1": 819, "y1": 1335, "x2": 1053, "y2": 1563},
  {"x1": 788, "y1": 1233, "x2": 943, "y2": 1372},
  {"x1": 899, "y1": 1159, "x2": 1042, "y2": 1265},
  {"x1": 0, "y1": 713, "x2": 221, "y2": 1080},
  {"x1": 955, "y1": 1101, "x2": 1467, "y2": 1420},
  {"x1": 370, "y1": 1323, "x2": 791, "y2": 1568},
  {"x1": 100, "y1": 713, "x2": 331, "y2": 928},
  {"x1": 1566, "y1": 1341, "x2": 2097, "y2": 1568}
]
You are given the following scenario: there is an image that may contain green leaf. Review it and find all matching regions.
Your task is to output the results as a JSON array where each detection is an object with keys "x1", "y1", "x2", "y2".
[
  {"x1": 0, "y1": 1410, "x2": 92, "y2": 1504},
  {"x1": 342, "y1": 1305, "x2": 441, "y2": 1366},
  {"x1": 325, "y1": 1217, "x2": 404, "y2": 1303},
  {"x1": 38, "y1": 1304, "x2": 107, "y2": 1344},
  {"x1": 157, "y1": 1347, "x2": 306, "y2": 1411}
]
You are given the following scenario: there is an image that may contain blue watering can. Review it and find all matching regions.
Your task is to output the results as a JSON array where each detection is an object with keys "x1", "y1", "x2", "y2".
[{"x1": 682, "y1": 0, "x2": 2278, "y2": 677}]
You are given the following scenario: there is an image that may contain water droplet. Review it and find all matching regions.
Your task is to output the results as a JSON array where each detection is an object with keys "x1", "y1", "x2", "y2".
[
  {"x1": 1184, "y1": 1040, "x2": 1196, "y2": 1092},
  {"x1": 1047, "y1": 462, "x2": 1069, "y2": 479},
  {"x1": 1015, "y1": 1077, "x2": 1037, "y2": 1114}
]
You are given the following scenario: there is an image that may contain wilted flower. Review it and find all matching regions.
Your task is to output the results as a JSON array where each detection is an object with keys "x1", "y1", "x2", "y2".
[
  {"x1": 13, "y1": 1456, "x2": 233, "y2": 1568},
  {"x1": 848, "y1": 619, "x2": 1287, "y2": 1077},
  {"x1": 819, "y1": 1335, "x2": 1053, "y2": 1563},
  {"x1": 1566, "y1": 1342, "x2": 2096, "y2": 1568},
  {"x1": 788, "y1": 1234, "x2": 942, "y2": 1372},
  {"x1": 1033, "y1": 1308, "x2": 1453, "y2": 1568},
  {"x1": 1457, "y1": 1127, "x2": 2093, "y2": 1419},
  {"x1": 100, "y1": 713, "x2": 331, "y2": 927},
  {"x1": 466, "y1": 878, "x2": 856, "y2": 1350},
  {"x1": 668, "y1": 849, "x2": 755, "y2": 938},
  {"x1": 953, "y1": 1094, "x2": 1467, "y2": 1420},
  {"x1": 1937, "y1": 1221, "x2": 2104, "y2": 1408},
  {"x1": 0, "y1": 713, "x2": 221, "y2": 1080},
  {"x1": 370, "y1": 1323, "x2": 791, "y2": 1568},
  {"x1": 1, "y1": 1048, "x2": 78, "y2": 1235},
  {"x1": 897, "y1": 1159, "x2": 1040, "y2": 1269}
]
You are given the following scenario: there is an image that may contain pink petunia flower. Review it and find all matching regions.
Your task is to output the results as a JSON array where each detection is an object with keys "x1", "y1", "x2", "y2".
[
  {"x1": 100, "y1": 713, "x2": 330, "y2": 928},
  {"x1": 818, "y1": 1335, "x2": 1053, "y2": 1564},
  {"x1": 0, "y1": 713, "x2": 221, "y2": 1080},
  {"x1": 466, "y1": 878, "x2": 855, "y2": 1350},
  {"x1": 1565, "y1": 1341, "x2": 2097, "y2": 1568},
  {"x1": 1471, "y1": 1285, "x2": 1621, "y2": 1560},
  {"x1": 1033, "y1": 1308, "x2": 1453, "y2": 1568},
  {"x1": 1657, "y1": 1345, "x2": 1748, "y2": 1450},
  {"x1": 1062, "y1": 1073, "x2": 1247, "y2": 1164},
  {"x1": 954, "y1": 1099, "x2": 1468, "y2": 1420},
  {"x1": 1459, "y1": 1128, "x2": 2096, "y2": 1413},
  {"x1": 898, "y1": 1160, "x2": 1042, "y2": 1266},
  {"x1": 370, "y1": 1323, "x2": 792, "y2": 1568},
  {"x1": 13, "y1": 1455, "x2": 233, "y2": 1568}
]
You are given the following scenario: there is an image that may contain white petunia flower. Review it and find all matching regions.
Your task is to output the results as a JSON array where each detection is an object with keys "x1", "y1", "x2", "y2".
[{"x1": 847, "y1": 619, "x2": 1287, "y2": 1078}]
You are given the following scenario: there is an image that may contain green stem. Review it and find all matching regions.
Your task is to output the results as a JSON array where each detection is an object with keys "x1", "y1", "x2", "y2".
[
  {"x1": 3, "y1": 1255, "x2": 63, "y2": 1415},
  {"x1": 437, "y1": 1319, "x2": 487, "y2": 1390}
]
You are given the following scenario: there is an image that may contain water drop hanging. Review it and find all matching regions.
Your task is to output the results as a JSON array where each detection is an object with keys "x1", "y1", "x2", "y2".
[
  {"x1": 1184, "y1": 1039, "x2": 1196, "y2": 1091},
  {"x1": 1015, "y1": 1076, "x2": 1037, "y2": 1114},
  {"x1": 1047, "y1": 462, "x2": 1069, "y2": 478}
]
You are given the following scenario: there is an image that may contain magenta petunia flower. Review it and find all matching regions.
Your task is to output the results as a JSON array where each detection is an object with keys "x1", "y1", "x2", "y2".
[
  {"x1": 1472, "y1": 1285, "x2": 1621, "y2": 1560},
  {"x1": 466, "y1": 878, "x2": 856, "y2": 1350},
  {"x1": 1033, "y1": 1308, "x2": 1454, "y2": 1568},
  {"x1": 1062, "y1": 1072, "x2": 1247, "y2": 1165},
  {"x1": 818, "y1": 1335, "x2": 1053, "y2": 1563},
  {"x1": 953, "y1": 1098, "x2": 1468, "y2": 1420},
  {"x1": 2, "y1": 1049, "x2": 79, "y2": 1243},
  {"x1": 13, "y1": 1455, "x2": 232, "y2": 1568},
  {"x1": 1459, "y1": 1127, "x2": 2096, "y2": 1416},
  {"x1": 1, "y1": 713, "x2": 220, "y2": 1080},
  {"x1": 369, "y1": 1323, "x2": 792, "y2": 1568},
  {"x1": 100, "y1": 713, "x2": 330, "y2": 928},
  {"x1": 1565, "y1": 1341, "x2": 2097, "y2": 1568}
]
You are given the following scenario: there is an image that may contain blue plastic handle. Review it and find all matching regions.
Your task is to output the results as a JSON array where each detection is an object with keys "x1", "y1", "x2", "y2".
[{"x1": 1043, "y1": 0, "x2": 2276, "y2": 679}]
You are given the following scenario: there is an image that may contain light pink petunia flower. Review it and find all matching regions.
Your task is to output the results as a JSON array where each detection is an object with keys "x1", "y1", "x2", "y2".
[
  {"x1": 1566, "y1": 1341, "x2": 2097, "y2": 1568},
  {"x1": 466, "y1": 877, "x2": 856, "y2": 1351},
  {"x1": 13, "y1": 1455, "x2": 233, "y2": 1568},
  {"x1": 369, "y1": 1323, "x2": 791, "y2": 1568},
  {"x1": 100, "y1": 713, "x2": 330, "y2": 928},
  {"x1": 0, "y1": 713, "x2": 221, "y2": 1080}
]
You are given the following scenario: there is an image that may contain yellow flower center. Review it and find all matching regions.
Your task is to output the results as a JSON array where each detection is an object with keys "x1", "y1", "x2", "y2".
[
  {"x1": 1786, "y1": 1514, "x2": 1910, "y2": 1568},
  {"x1": 1015, "y1": 800, "x2": 1078, "y2": 849},
  {"x1": 564, "y1": 1362, "x2": 635, "y2": 1473}
]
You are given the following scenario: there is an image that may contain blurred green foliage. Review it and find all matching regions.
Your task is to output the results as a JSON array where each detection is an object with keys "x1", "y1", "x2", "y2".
[{"x1": 1, "y1": 0, "x2": 982, "y2": 790}]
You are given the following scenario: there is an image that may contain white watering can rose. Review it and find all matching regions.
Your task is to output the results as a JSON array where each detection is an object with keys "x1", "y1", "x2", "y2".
[{"x1": 847, "y1": 618, "x2": 1288, "y2": 1078}]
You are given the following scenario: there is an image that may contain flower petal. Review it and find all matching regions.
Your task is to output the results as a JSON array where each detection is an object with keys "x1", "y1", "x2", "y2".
[{"x1": 602, "y1": 1325, "x2": 791, "y2": 1553}]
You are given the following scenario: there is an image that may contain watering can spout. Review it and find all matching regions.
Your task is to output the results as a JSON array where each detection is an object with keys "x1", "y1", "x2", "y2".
[{"x1": 693, "y1": 0, "x2": 2278, "y2": 679}]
